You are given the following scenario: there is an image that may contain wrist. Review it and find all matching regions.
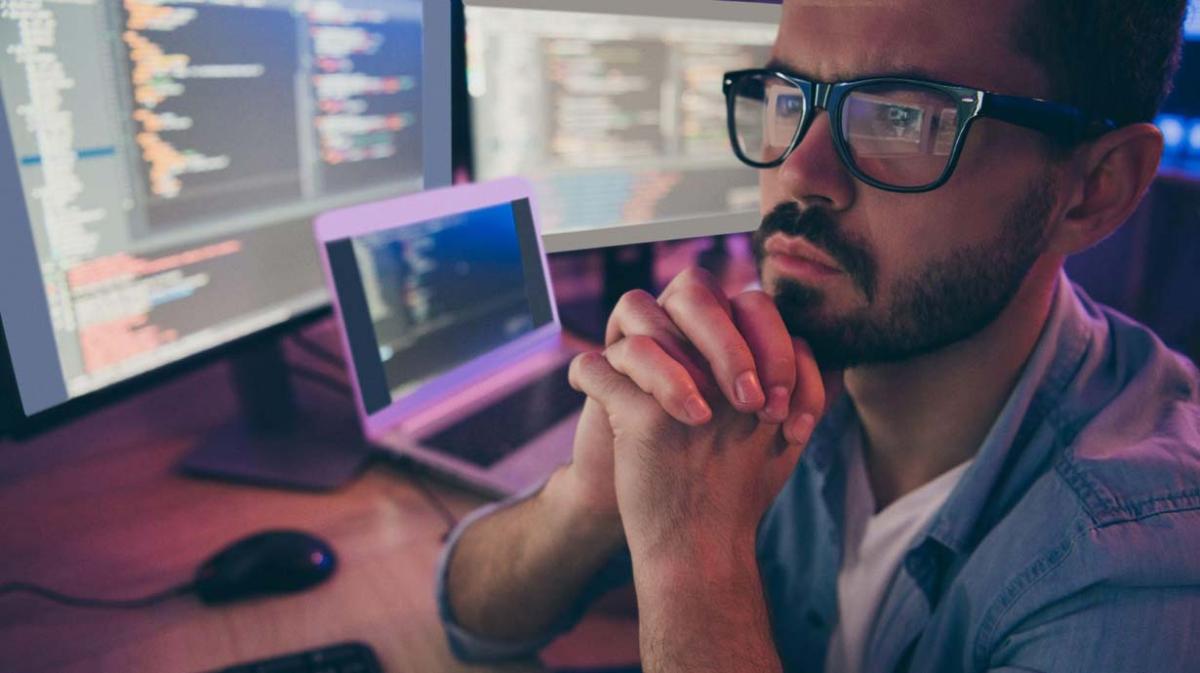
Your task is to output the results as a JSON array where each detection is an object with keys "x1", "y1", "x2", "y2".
[
  {"x1": 627, "y1": 516, "x2": 759, "y2": 575},
  {"x1": 540, "y1": 466, "x2": 625, "y2": 552},
  {"x1": 631, "y1": 541, "x2": 780, "y2": 673},
  {"x1": 632, "y1": 538, "x2": 760, "y2": 600}
]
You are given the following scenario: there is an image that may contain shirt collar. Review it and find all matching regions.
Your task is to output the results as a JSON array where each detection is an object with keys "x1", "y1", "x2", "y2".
[{"x1": 923, "y1": 269, "x2": 1091, "y2": 554}]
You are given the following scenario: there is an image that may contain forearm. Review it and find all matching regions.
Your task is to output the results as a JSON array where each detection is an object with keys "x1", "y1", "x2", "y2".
[
  {"x1": 445, "y1": 466, "x2": 626, "y2": 641},
  {"x1": 633, "y1": 543, "x2": 782, "y2": 673}
]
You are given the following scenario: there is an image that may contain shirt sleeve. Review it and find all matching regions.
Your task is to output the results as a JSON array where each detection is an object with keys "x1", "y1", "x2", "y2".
[
  {"x1": 980, "y1": 506, "x2": 1200, "y2": 673},
  {"x1": 984, "y1": 576, "x2": 1200, "y2": 672},
  {"x1": 434, "y1": 478, "x2": 634, "y2": 664}
]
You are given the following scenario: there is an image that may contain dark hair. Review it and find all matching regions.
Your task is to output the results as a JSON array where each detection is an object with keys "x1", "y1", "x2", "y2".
[{"x1": 1014, "y1": 1, "x2": 1190, "y2": 130}]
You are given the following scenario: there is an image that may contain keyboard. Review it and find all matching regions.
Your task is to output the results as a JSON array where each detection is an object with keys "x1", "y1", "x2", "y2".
[
  {"x1": 206, "y1": 642, "x2": 382, "y2": 673},
  {"x1": 422, "y1": 360, "x2": 585, "y2": 467}
]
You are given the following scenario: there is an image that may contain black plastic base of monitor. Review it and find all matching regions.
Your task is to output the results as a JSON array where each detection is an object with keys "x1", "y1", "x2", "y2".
[
  {"x1": 179, "y1": 413, "x2": 374, "y2": 491},
  {"x1": 177, "y1": 335, "x2": 374, "y2": 491}
]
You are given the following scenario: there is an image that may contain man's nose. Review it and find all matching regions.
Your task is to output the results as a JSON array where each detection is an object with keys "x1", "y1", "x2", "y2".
[{"x1": 772, "y1": 111, "x2": 855, "y2": 211}]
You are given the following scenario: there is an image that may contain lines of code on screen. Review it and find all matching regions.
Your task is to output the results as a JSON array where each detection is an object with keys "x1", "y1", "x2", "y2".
[
  {"x1": 351, "y1": 202, "x2": 542, "y2": 400},
  {"x1": 0, "y1": 0, "x2": 425, "y2": 401}
]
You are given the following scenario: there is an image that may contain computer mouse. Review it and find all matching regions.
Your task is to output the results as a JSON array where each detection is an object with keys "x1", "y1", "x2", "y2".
[{"x1": 193, "y1": 529, "x2": 337, "y2": 605}]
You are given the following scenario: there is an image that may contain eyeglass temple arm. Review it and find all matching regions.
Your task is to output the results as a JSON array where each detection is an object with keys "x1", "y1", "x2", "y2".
[{"x1": 979, "y1": 92, "x2": 1116, "y2": 141}]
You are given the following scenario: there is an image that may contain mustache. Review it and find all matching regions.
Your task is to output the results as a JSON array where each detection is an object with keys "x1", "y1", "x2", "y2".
[{"x1": 753, "y1": 202, "x2": 878, "y2": 302}]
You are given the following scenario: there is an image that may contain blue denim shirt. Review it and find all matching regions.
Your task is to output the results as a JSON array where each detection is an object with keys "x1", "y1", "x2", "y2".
[{"x1": 437, "y1": 272, "x2": 1200, "y2": 673}]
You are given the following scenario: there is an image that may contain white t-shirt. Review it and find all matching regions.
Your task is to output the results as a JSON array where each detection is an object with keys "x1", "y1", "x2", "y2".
[{"x1": 823, "y1": 430, "x2": 973, "y2": 673}]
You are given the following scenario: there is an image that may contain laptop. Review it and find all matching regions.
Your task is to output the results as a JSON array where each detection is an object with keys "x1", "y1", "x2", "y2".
[{"x1": 314, "y1": 177, "x2": 586, "y2": 497}]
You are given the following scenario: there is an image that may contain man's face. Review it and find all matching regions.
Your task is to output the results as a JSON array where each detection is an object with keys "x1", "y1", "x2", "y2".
[{"x1": 753, "y1": 0, "x2": 1063, "y2": 368}]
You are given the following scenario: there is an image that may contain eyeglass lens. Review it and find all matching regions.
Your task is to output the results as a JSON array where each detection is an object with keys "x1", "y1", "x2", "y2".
[{"x1": 730, "y1": 72, "x2": 964, "y2": 188}]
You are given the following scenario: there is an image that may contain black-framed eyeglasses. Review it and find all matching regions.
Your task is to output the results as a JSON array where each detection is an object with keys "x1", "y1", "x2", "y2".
[{"x1": 723, "y1": 68, "x2": 1117, "y2": 193}]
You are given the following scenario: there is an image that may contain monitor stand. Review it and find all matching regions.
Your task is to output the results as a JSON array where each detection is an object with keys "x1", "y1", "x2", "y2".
[{"x1": 178, "y1": 336, "x2": 374, "y2": 491}]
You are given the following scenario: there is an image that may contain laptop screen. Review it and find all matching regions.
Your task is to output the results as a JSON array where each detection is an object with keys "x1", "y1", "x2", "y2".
[{"x1": 324, "y1": 197, "x2": 554, "y2": 413}]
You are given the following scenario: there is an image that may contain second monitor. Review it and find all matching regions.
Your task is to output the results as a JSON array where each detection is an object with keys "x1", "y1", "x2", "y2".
[{"x1": 465, "y1": 0, "x2": 780, "y2": 252}]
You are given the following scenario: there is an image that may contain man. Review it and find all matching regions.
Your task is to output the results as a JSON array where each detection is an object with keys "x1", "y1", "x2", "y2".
[{"x1": 438, "y1": 1, "x2": 1200, "y2": 671}]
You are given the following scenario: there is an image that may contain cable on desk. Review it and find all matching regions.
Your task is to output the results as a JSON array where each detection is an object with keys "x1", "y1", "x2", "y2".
[
  {"x1": 407, "y1": 468, "x2": 461, "y2": 542},
  {"x1": 289, "y1": 331, "x2": 345, "y2": 370},
  {"x1": 0, "y1": 580, "x2": 195, "y2": 609}
]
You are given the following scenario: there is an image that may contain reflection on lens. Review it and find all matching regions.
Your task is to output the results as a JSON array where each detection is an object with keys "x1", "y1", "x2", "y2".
[
  {"x1": 731, "y1": 72, "x2": 806, "y2": 165},
  {"x1": 842, "y1": 83, "x2": 960, "y2": 188}
]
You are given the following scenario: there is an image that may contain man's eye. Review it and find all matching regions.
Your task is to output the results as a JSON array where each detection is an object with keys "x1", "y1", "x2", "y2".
[
  {"x1": 777, "y1": 95, "x2": 803, "y2": 117},
  {"x1": 876, "y1": 104, "x2": 922, "y2": 136}
]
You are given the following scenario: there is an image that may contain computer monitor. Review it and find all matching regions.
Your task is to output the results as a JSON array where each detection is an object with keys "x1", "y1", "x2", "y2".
[
  {"x1": 0, "y1": 0, "x2": 451, "y2": 458},
  {"x1": 464, "y1": 0, "x2": 780, "y2": 252}
]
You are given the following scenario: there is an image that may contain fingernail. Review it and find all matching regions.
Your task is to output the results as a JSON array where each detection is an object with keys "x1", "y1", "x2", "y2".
[
  {"x1": 685, "y1": 395, "x2": 712, "y2": 423},
  {"x1": 734, "y1": 371, "x2": 764, "y2": 407},
  {"x1": 767, "y1": 386, "x2": 789, "y2": 422},
  {"x1": 787, "y1": 413, "x2": 816, "y2": 445}
]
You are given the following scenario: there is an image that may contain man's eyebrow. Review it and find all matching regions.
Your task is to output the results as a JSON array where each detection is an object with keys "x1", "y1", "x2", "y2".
[
  {"x1": 763, "y1": 58, "x2": 812, "y2": 78},
  {"x1": 761, "y1": 58, "x2": 948, "y2": 84}
]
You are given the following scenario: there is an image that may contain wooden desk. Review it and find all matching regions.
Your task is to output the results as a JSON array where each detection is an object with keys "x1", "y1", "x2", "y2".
[{"x1": 0, "y1": 326, "x2": 638, "y2": 673}]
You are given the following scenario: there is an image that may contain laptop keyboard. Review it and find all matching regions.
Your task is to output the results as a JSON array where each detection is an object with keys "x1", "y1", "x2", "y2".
[{"x1": 423, "y1": 361, "x2": 585, "y2": 467}]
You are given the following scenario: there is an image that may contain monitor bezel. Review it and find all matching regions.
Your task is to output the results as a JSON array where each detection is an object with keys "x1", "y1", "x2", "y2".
[
  {"x1": 0, "y1": 0, "x2": 453, "y2": 439},
  {"x1": 313, "y1": 176, "x2": 558, "y2": 439}
]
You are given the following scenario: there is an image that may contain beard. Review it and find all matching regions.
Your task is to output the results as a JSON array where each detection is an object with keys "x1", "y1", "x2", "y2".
[{"x1": 752, "y1": 177, "x2": 1055, "y2": 369}]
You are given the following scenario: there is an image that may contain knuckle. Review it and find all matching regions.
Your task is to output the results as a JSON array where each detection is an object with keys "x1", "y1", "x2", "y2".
[
  {"x1": 599, "y1": 343, "x2": 623, "y2": 371},
  {"x1": 582, "y1": 350, "x2": 605, "y2": 366},
  {"x1": 567, "y1": 353, "x2": 589, "y2": 389},
  {"x1": 767, "y1": 357, "x2": 797, "y2": 381},
  {"x1": 662, "y1": 266, "x2": 715, "y2": 301},
  {"x1": 668, "y1": 281, "x2": 710, "y2": 312},
  {"x1": 678, "y1": 265, "x2": 715, "y2": 287},
  {"x1": 658, "y1": 285, "x2": 686, "y2": 315},
  {"x1": 734, "y1": 289, "x2": 775, "y2": 311},
  {"x1": 615, "y1": 288, "x2": 655, "y2": 315},
  {"x1": 623, "y1": 333, "x2": 659, "y2": 359},
  {"x1": 666, "y1": 379, "x2": 698, "y2": 409},
  {"x1": 572, "y1": 351, "x2": 603, "y2": 376},
  {"x1": 727, "y1": 343, "x2": 757, "y2": 372}
]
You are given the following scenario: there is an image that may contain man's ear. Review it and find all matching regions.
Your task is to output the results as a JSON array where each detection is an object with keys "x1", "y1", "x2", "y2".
[{"x1": 1046, "y1": 123, "x2": 1164, "y2": 256}]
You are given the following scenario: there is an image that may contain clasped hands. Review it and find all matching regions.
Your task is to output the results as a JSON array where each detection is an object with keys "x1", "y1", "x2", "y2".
[{"x1": 564, "y1": 267, "x2": 825, "y2": 567}]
